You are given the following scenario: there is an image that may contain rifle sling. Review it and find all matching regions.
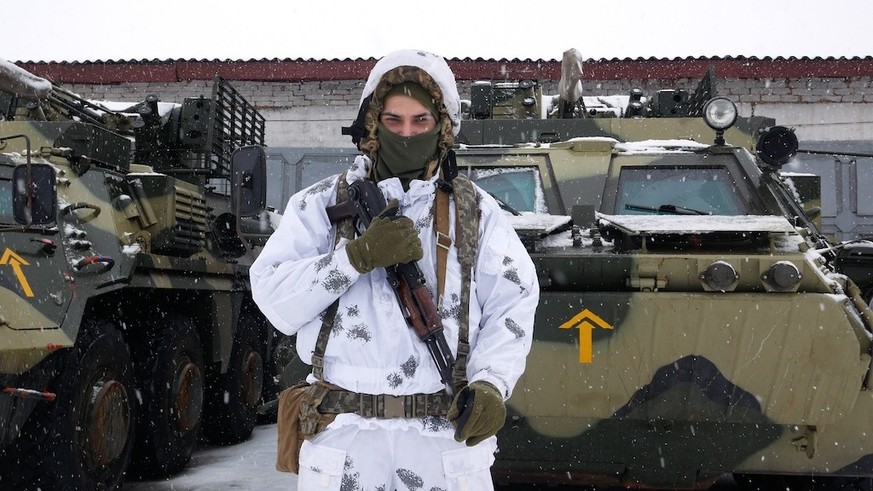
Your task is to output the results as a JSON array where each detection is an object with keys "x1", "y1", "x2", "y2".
[
  {"x1": 312, "y1": 172, "x2": 352, "y2": 381},
  {"x1": 449, "y1": 174, "x2": 478, "y2": 394}
]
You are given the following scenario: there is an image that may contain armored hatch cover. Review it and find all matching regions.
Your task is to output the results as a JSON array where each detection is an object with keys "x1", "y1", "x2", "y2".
[
  {"x1": 596, "y1": 213, "x2": 799, "y2": 251},
  {"x1": 508, "y1": 213, "x2": 572, "y2": 235},
  {"x1": 506, "y1": 213, "x2": 572, "y2": 251},
  {"x1": 597, "y1": 213, "x2": 797, "y2": 234}
]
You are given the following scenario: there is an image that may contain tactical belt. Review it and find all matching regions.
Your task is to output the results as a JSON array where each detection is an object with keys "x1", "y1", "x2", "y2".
[{"x1": 318, "y1": 389, "x2": 453, "y2": 419}]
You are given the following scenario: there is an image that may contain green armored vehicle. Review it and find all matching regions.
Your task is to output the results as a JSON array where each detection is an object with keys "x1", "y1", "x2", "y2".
[
  {"x1": 454, "y1": 50, "x2": 873, "y2": 490},
  {"x1": 0, "y1": 59, "x2": 274, "y2": 490}
]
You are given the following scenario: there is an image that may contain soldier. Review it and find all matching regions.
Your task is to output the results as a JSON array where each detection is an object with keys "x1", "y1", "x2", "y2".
[{"x1": 250, "y1": 49, "x2": 538, "y2": 490}]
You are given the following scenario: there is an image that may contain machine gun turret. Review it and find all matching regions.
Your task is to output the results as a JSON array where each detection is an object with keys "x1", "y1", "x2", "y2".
[
  {"x1": 0, "y1": 58, "x2": 264, "y2": 183},
  {"x1": 458, "y1": 49, "x2": 770, "y2": 150}
]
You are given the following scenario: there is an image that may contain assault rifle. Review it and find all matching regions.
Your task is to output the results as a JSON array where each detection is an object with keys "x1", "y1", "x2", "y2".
[{"x1": 348, "y1": 179, "x2": 456, "y2": 395}]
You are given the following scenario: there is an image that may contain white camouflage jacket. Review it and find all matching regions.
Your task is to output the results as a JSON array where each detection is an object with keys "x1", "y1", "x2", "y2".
[{"x1": 250, "y1": 156, "x2": 539, "y2": 401}]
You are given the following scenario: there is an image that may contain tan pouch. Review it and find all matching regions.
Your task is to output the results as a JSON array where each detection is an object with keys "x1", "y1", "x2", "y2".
[{"x1": 275, "y1": 382, "x2": 310, "y2": 473}]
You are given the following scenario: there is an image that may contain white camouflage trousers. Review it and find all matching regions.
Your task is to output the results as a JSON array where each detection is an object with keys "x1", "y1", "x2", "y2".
[{"x1": 296, "y1": 422, "x2": 496, "y2": 491}]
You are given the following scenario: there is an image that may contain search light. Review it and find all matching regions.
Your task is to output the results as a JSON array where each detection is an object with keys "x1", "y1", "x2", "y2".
[{"x1": 703, "y1": 97, "x2": 738, "y2": 131}]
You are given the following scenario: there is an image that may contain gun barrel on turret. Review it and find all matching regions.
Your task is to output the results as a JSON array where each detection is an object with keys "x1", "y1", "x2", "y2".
[{"x1": 0, "y1": 58, "x2": 51, "y2": 99}]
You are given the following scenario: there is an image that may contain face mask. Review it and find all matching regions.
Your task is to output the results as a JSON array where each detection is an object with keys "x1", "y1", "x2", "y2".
[{"x1": 374, "y1": 124, "x2": 439, "y2": 189}]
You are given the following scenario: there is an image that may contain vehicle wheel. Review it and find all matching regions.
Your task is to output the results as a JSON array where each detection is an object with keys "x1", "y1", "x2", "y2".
[
  {"x1": 257, "y1": 332, "x2": 284, "y2": 425},
  {"x1": 2, "y1": 319, "x2": 136, "y2": 490},
  {"x1": 128, "y1": 315, "x2": 204, "y2": 478},
  {"x1": 202, "y1": 307, "x2": 266, "y2": 445}
]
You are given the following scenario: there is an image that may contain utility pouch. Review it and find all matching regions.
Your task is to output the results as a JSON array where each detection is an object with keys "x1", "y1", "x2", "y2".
[
  {"x1": 275, "y1": 381, "x2": 311, "y2": 473},
  {"x1": 298, "y1": 381, "x2": 338, "y2": 437},
  {"x1": 276, "y1": 380, "x2": 339, "y2": 473}
]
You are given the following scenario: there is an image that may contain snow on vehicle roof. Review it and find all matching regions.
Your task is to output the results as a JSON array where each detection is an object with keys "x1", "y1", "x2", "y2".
[
  {"x1": 597, "y1": 213, "x2": 797, "y2": 235},
  {"x1": 0, "y1": 57, "x2": 51, "y2": 98},
  {"x1": 89, "y1": 100, "x2": 179, "y2": 119},
  {"x1": 614, "y1": 139, "x2": 710, "y2": 153},
  {"x1": 508, "y1": 213, "x2": 572, "y2": 235}
]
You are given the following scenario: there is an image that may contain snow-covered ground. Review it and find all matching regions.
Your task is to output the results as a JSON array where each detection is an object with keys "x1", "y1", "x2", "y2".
[
  {"x1": 126, "y1": 424, "x2": 298, "y2": 490},
  {"x1": 122, "y1": 424, "x2": 743, "y2": 490}
]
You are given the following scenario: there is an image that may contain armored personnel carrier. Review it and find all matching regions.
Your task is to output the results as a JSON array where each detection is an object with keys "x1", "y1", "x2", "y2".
[
  {"x1": 454, "y1": 50, "x2": 873, "y2": 490},
  {"x1": 0, "y1": 59, "x2": 274, "y2": 490},
  {"x1": 258, "y1": 49, "x2": 873, "y2": 489}
]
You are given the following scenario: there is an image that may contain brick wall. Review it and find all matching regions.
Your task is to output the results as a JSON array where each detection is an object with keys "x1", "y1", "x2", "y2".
[
  {"x1": 67, "y1": 76, "x2": 873, "y2": 108},
  {"x1": 62, "y1": 75, "x2": 873, "y2": 147}
]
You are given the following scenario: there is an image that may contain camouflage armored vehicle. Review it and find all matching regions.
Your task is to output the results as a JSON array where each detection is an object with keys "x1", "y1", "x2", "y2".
[
  {"x1": 0, "y1": 59, "x2": 275, "y2": 490},
  {"x1": 452, "y1": 50, "x2": 873, "y2": 490}
]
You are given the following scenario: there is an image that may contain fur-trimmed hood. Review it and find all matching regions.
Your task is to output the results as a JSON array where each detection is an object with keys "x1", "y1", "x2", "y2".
[
  {"x1": 359, "y1": 50, "x2": 461, "y2": 136},
  {"x1": 352, "y1": 50, "x2": 461, "y2": 168}
]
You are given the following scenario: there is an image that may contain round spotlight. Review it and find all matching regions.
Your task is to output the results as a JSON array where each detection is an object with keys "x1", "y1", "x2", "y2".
[
  {"x1": 702, "y1": 97, "x2": 739, "y2": 131},
  {"x1": 762, "y1": 261, "x2": 802, "y2": 292},
  {"x1": 756, "y1": 126, "x2": 799, "y2": 168},
  {"x1": 699, "y1": 261, "x2": 739, "y2": 291}
]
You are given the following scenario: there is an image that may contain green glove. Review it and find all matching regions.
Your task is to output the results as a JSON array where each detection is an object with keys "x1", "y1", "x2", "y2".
[
  {"x1": 447, "y1": 380, "x2": 506, "y2": 446},
  {"x1": 346, "y1": 199, "x2": 423, "y2": 274}
]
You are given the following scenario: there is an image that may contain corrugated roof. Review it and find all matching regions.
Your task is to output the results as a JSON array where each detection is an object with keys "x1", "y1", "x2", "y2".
[
  {"x1": 13, "y1": 56, "x2": 873, "y2": 85},
  {"x1": 13, "y1": 55, "x2": 873, "y2": 64}
]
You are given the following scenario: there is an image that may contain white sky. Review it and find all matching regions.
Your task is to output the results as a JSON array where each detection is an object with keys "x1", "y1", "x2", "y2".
[{"x1": 4, "y1": 0, "x2": 872, "y2": 62}]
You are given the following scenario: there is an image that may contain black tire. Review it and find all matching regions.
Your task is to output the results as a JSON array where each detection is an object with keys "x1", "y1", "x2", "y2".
[
  {"x1": 257, "y1": 333, "x2": 283, "y2": 425},
  {"x1": 202, "y1": 308, "x2": 266, "y2": 445},
  {"x1": 128, "y1": 315, "x2": 204, "y2": 478},
  {"x1": 1, "y1": 319, "x2": 136, "y2": 491}
]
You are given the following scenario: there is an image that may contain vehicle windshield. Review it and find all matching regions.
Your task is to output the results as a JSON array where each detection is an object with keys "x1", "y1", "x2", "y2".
[
  {"x1": 463, "y1": 166, "x2": 545, "y2": 214},
  {"x1": 616, "y1": 166, "x2": 747, "y2": 216}
]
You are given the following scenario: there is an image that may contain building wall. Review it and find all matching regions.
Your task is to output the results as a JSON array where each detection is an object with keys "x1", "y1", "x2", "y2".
[{"x1": 65, "y1": 76, "x2": 873, "y2": 148}]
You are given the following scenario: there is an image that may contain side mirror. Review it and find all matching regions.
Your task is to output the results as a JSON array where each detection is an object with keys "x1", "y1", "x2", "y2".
[
  {"x1": 13, "y1": 163, "x2": 56, "y2": 225},
  {"x1": 230, "y1": 145, "x2": 267, "y2": 217}
]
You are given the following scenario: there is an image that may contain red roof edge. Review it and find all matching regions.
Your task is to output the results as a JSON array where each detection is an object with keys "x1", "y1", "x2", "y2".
[{"x1": 15, "y1": 57, "x2": 873, "y2": 84}]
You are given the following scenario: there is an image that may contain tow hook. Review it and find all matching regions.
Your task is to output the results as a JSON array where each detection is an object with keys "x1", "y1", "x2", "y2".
[{"x1": 2, "y1": 387, "x2": 57, "y2": 401}]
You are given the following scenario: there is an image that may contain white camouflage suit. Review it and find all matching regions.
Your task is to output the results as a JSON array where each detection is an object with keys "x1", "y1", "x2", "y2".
[{"x1": 250, "y1": 50, "x2": 539, "y2": 491}]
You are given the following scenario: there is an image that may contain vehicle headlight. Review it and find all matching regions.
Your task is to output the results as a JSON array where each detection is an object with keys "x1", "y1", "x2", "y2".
[{"x1": 703, "y1": 97, "x2": 738, "y2": 131}]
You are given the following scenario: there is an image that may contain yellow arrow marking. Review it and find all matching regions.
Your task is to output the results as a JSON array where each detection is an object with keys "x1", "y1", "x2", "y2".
[
  {"x1": 0, "y1": 248, "x2": 34, "y2": 297},
  {"x1": 559, "y1": 308, "x2": 613, "y2": 363}
]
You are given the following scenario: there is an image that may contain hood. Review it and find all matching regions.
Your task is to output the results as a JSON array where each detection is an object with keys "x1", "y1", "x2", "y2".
[{"x1": 359, "y1": 50, "x2": 461, "y2": 136}]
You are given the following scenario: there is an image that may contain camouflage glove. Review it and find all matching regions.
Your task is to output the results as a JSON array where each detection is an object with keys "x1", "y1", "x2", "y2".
[
  {"x1": 346, "y1": 199, "x2": 423, "y2": 274},
  {"x1": 447, "y1": 380, "x2": 506, "y2": 446}
]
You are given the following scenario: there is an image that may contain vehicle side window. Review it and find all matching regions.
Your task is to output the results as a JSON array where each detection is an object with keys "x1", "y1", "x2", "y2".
[
  {"x1": 616, "y1": 167, "x2": 747, "y2": 215},
  {"x1": 464, "y1": 167, "x2": 546, "y2": 214}
]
